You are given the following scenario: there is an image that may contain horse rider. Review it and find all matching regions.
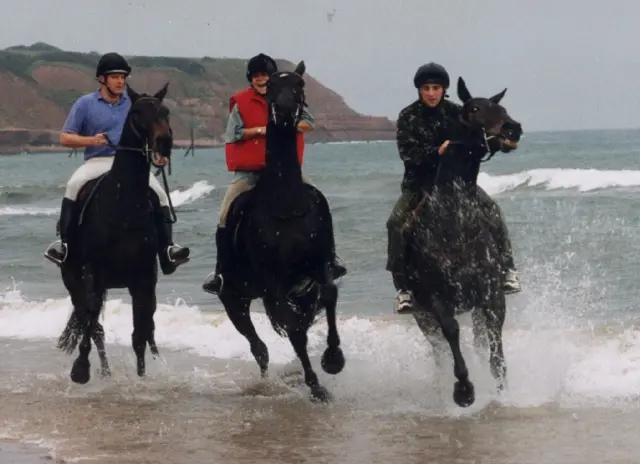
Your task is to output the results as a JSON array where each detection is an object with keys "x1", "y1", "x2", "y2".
[
  {"x1": 387, "y1": 62, "x2": 522, "y2": 313},
  {"x1": 202, "y1": 53, "x2": 347, "y2": 295},
  {"x1": 43, "y1": 52, "x2": 190, "y2": 275}
]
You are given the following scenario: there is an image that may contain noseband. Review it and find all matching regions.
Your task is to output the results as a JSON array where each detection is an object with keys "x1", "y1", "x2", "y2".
[
  {"x1": 267, "y1": 78, "x2": 306, "y2": 127},
  {"x1": 454, "y1": 108, "x2": 500, "y2": 163}
]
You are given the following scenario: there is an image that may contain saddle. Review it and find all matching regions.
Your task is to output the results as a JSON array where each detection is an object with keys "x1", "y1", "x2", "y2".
[
  {"x1": 226, "y1": 183, "x2": 327, "y2": 249},
  {"x1": 76, "y1": 173, "x2": 109, "y2": 227},
  {"x1": 57, "y1": 173, "x2": 159, "y2": 234}
]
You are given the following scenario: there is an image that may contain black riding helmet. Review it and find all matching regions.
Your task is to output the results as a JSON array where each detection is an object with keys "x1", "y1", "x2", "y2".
[
  {"x1": 96, "y1": 52, "x2": 132, "y2": 78},
  {"x1": 246, "y1": 53, "x2": 278, "y2": 81},
  {"x1": 413, "y1": 62, "x2": 450, "y2": 89}
]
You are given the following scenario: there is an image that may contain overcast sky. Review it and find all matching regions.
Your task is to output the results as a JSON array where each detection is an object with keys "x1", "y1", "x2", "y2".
[{"x1": 1, "y1": 0, "x2": 638, "y2": 131}]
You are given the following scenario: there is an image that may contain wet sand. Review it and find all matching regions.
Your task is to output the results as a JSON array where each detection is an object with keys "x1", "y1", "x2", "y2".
[
  {"x1": 2, "y1": 337, "x2": 640, "y2": 464},
  {"x1": 0, "y1": 442, "x2": 55, "y2": 463}
]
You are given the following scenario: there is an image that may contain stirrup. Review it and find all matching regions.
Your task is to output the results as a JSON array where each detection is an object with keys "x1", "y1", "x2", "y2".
[
  {"x1": 202, "y1": 271, "x2": 224, "y2": 295},
  {"x1": 44, "y1": 240, "x2": 67, "y2": 265},
  {"x1": 166, "y1": 244, "x2": 188, "y2": 264}
]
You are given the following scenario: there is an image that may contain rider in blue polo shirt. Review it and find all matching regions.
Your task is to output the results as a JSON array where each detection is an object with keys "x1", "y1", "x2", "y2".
[{"x1": 44, "y1": 52, "x2": 190, "y2": 274}]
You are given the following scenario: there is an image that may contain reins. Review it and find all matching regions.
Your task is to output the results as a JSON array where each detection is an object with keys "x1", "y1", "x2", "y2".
[{"x1": 103, "y1": 98, "x2": 178, "y2": 224}]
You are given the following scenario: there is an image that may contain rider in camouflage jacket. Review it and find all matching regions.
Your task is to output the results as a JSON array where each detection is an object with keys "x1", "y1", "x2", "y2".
[{"x1": 387, "y1": 63, "x2": 522, "y2": 314}]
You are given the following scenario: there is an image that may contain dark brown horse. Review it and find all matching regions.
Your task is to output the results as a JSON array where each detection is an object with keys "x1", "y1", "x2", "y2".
[
  {"x1": 403, "y1": 77, "x2": 523, "y2": 407},
  {"x1": 209, "y1": 62, "x2": 345, "y2": 402},
  {"x1": 57, "y1": 84, "x2": 175, "y2": 384}
]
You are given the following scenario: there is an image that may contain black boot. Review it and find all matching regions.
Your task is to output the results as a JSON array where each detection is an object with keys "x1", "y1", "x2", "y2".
[
  {"x1": 157, "y1": 206, "x2": 190, "y2": 275},
  {"x1": 44, "y1": 198, "x2": 75, "y2": 266},
  {"x1": 309, "y1": 186, "x2": 347, "y2": 281},
  {"x1": 202, "y1": 226, "x2": 233, "y2": 295}
]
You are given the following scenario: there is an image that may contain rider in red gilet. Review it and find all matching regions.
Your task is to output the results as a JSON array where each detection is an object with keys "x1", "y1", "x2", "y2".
[{"x1": 202, "y1": 53, "x2": 346, "y2": 295}]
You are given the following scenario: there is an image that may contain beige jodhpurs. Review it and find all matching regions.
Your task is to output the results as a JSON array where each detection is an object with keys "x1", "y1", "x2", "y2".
[{"x1": 64, "y1": 156, "x2": 170, "y2": 206}]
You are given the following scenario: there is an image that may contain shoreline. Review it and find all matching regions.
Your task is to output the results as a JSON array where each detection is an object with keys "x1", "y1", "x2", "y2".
[
  {"x1": 0, "y1": 136, "x2": 395, "y2": 156},
  {"x1": 0, "y1": 139, "x2": 224, "y2": 156}
]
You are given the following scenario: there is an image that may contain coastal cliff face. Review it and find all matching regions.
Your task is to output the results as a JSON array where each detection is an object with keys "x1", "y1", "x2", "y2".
[{"x1": 0, "y1": 43, "x2": 396, "y2": 154}]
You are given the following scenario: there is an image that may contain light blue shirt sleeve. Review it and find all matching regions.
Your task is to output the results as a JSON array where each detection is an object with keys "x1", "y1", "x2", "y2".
[
  {"x1": 224, "y1": 104, "x2": 245, "y2": 143},
  {"x1": 62, "y1": 97, "x2": 88, "y2": 135},
  {"x1": 301, "y1": 107, "x2": 316, "y2": 127}
]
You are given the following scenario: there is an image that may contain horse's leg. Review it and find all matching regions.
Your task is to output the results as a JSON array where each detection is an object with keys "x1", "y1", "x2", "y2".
[
  {"x1": 129, "y1": 282, "x2": 157, "y2": 377},
  {"x1": 288, "y1": 320, "x2": 330, "y2": 403},
  {"x1": 484, "y1": 291, "x2": 507, "y2": 392},
  {"x1": 90, "y1": 295, "x2": 111, "y2": 378},
  {"x1": 413, "y1": 310, "x2": 449, "y2": 370},
  {"x1": 70, "y1": 266, "x2": 104, "y2": 384},
  {"x1": 472, "y1": 309, "x2": 489, "y2": 353},
  {"x1": 219, "y1": 293, "x2": 269, "y2": 377},
  {"x1": 58, "y1": 273, "x2": 85, "y2": 355},
  {"x1": 319, "y1": 281, "x2": 345, "y2": 375},
  {"x1": 430, "y1": 298, "x2": 475, "y2": 408}
]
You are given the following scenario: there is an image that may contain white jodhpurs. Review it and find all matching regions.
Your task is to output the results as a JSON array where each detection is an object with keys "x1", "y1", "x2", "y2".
[{"x1": 64, "y1": 156, "x2": 170, "y2": 207}]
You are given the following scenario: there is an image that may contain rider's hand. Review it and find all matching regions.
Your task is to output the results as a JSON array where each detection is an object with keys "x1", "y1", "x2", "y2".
[
  {"x1": 438, "y1": 140, "x2": 450, "y2": 155},
  {"x1": 92, "y1": 133, "x2": 107, "y2": 146}
]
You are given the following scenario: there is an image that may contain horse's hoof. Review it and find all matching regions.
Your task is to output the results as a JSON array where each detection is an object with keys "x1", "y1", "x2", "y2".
[
  {"x1": 453, "y1": 380, "x2": 475, "y2": 407},
  {"x1": 260, "y1": 369, "x2": 269, "y2": 379},
  {"x1": 150, "y1": 344, "x2": 160, "y2": 358},
  {"x1": 321, "y1": 347, "x2": 345, "y2": 375},
  {"x1": 100, "y1": 366, "x2": 112, "y2": 379},
  {"x1": 496, "y1": 379, "x2": 507, "y2": 394},
  {"x1": 310, "y1": 385, "x2": 331, "y2": 403},
  {"x1": 137, "y1": 361, "x2": 146, "y2": 378},
  {"x1": 70, "y1": 358, "x2": 91, "y2": 385}
]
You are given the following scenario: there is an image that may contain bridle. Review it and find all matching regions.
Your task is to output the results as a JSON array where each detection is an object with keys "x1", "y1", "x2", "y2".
[
  {"x1": 267, "y1": 75, "x2": 306, "y2": 127},
  {"x1": 103, "y1": 95, "x2": 178, "y2": 223}
]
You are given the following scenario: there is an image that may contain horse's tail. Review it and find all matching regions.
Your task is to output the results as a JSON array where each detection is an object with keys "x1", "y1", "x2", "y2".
[
  {"x1": 57, "y1": 309, "x2": 82, "y2": 354},
  {"x1": 263, "y1": 285, "x2": 319, "y2": 338},
  {"x1": 57, "y1": 304, "x2": 106, "y2": 354}
]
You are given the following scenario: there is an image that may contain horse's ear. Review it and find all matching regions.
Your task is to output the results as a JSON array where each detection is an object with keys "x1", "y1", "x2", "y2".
[
  {"x1": 294, "y1": 61, "x2": 306, "y2": 76},
  {"x1": 457, "y1": 77, "x2": 472, "y2": 103},
  {"x1": 489, "y1": 88, "x2": 507, "y2": 104},
  {"x1": 153, "y1": 82, "x2": 169, "y2": 101},
  {"x1": 126, "y1": 84, "x2": 139, "y2": 103}
]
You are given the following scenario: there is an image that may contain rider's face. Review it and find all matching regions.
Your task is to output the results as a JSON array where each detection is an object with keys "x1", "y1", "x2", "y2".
[
  {"x1": 251, "y1": 72, "x2": 270, "y2": 95},
  {"x1": 419, "y1": 84, "x2": 445, "y2": 108},
  {"x1": 100, "y1": 74, "x2": 127, "y2": 95}
]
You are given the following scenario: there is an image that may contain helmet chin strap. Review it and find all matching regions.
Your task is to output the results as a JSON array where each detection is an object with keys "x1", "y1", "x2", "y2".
[{"x1": 99, "y1": 74, "x2": 122, "y2": 100}]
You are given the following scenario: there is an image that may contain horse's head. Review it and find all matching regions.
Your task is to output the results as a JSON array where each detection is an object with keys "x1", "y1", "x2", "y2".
[
  {"x1": 457, "y1": 77, "x2": 522, "y2": 153},
  {"x1": 266, "y1": 61, "x2": 307, "y2": 129},
  {"x1": 126, "y1": 83, "x2": 173, "y2": 166}
]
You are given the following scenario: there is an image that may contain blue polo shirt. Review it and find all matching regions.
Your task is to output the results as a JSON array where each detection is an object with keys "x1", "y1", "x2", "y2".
[{"x1": 62, "y1": 90, "x2": 131, "y2": 160}]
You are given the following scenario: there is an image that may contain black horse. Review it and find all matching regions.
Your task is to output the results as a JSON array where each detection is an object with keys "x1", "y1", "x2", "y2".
[
  {"x1": 212, "y1": 62, "x2": 345, "y2": 402},
  {"x1": 402, "y1": 77, "x2": 523, "y2": 407},
  {"x1": 56, "y1": 84, "x2": 175, "y2": 384}
]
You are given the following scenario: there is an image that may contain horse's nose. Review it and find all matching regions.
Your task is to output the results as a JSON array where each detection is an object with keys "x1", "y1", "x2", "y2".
[
  {"x1": 502, "y1": 121, "x2": 522, "y2": 141},
  {"x1": 155, "y1": 134, "x2": 173, "y2": 157}
]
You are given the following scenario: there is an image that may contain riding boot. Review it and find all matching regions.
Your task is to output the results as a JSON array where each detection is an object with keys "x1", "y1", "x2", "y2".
[
  {"x1": 156, "y1": 206, "x2": 190, "y2": 275},
  {"x1": 310, "y1": 187, "x2": 347, "y2": 280},
  {"x1": 202, "y1": 226, "x2": 233, "y2": 295},
  {"x1": 44, "y1": 198, "x2": 75, "y2": 266}
]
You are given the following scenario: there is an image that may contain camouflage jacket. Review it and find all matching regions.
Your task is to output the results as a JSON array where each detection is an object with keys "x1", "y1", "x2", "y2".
[{"x1": 396, "y1": 99, "x2": 461, "y2": 193}]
